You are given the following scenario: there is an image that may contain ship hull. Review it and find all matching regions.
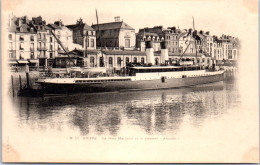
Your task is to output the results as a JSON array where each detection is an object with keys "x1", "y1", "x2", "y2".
[{"x1": 37, "y1": 72, "x2": 224, "y2": 94}]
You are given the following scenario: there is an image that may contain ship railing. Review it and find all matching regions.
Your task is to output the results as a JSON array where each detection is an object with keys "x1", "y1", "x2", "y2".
[{"x1": 39, "y1": 70, "x2": 123, "y2": 79}]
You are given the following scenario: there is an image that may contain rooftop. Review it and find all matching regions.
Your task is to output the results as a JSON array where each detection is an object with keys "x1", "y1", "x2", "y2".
[
  {"x1": 8, "y1": 16, "x2": 37, "y2": 33},
  {"x1": 48, "y1": 24, "x2": 62, "y2": 30},
  {"x1": 66, "y1": 23, "x2": 94, "y2": 31},
  {"x1": 92, "y1": 21, "x2": 134, "y2": 30}
]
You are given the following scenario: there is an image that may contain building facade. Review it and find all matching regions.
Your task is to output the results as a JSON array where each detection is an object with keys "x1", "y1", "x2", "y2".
[
  {"x1": 136, "y1": 30, "x2": 162, "y2": 52},
  {"x1": 163, "y1": 27, "x2": 180, "y2": 53},
  {"x1": 67, "y1": 18, "x2": 96, "y2": 50},
  {"x1": 7, "y1": 14, "x2": 38, "y2": 68},
  {"x1": 92, "y1": 18, "x2": 136, "y2": 50}
]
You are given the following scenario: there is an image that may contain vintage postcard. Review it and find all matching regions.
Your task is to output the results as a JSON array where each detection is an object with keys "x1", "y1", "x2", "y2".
[{"x1": 1, "y1": 0, "x2": 259, "y2": 163}]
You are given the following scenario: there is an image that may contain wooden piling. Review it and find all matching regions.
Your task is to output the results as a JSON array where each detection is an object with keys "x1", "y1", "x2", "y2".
[
  {"x1": 25, "y1": 65, "x2": 30, "y2": 89},
  {"x1": 19, "y1": 75, "x2": 22, "y2": 91},
  {"x1": 26, "y1": 73, "x2": 30, "y2": 88},
  {"x1": 11, "y1": 75, "x2": 15, "y2": 97}
]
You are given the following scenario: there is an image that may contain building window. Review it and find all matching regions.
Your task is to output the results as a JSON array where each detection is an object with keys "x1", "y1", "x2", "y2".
[
  {"x1": 30, "y1": 43, "x2": 34, "y2": 51},
  {"x1": 50, "y1": 52, "x2": 53, "y2": 59},
  {"x1": 155, "y1": 58, "x2": 159, "y2": 65},
  {"x1": 133, "y1": 57, "x2": 137, "y2": 63},
  {"x1": 169, "y1": 58, "x2": 172, "y2": 64},
  {"x1": 9, "y1": 52, "x2": 15, "y2": 59},
  {"x1": 141, "y1": 57, "x2": 145, "y2": 64},
  {"x1": 109, "y1": 57, "x2": 113, "y2": 66},
  {"x1": 31, "y1": 52, "x2": 34, "y2": 59},
  {"x1": 117, "y1": 57, "x2": 121, "y2": 66},
  {"x1": 19, "y1": 52, "x2": 24, "y2": 59},
  {"x1": 38, "y1": 42, "x2": 41, "y2": 49},
  {"x1": 38, "y1": 33, "x2": 41, "y2": 39},
  {"x1": 50, "y1": 37, "x2": 53, "y2": 42},
  {"x1": 125, "y1": 39, "x2": 130, "y2": 48},
  {"x1": 125, "y1": 57, "x2": 129, "y2": 64},
  {"x1": 20, "y1": 43, "x2": 24, "y2": 50},
  {"x1": 43, "y1": 43, "x2": 46, "y2": 50},
  {"x1": 9, "y1": 34, "x2": 12, "y2": 40},
  {"x1": 99, "y1": 57, "x2": 103, "y2": 67},
  {"x1": 50, "y1": 45, "x2": 53, "y2": 51},
  {"x1": 30, "y1": 36, "x2": 34, "y2": 41},
  {"x1": 9, "y1": 42, "x2": 12, "y2": 50},
  {"x1": 20, "y1": 35, "x2": 24, "y2": 41},
  {"x1": 85, "y1": 38, "x2": 89, "y2": 47},
  {"x1": 91, "y1": 39, "x2": 94, "y2": 47},
  {"x1": 90, "y1": 57, "x2": 95, "y2": 67}
]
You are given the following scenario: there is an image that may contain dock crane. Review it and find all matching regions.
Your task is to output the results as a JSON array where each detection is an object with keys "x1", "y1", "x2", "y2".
[{"x1": 49, "y1": 30, "x2": 76, "y2": 66}]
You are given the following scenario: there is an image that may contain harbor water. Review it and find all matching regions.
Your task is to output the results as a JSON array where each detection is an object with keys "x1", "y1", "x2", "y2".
[{"x1": 3, "y1": 75, "x2": 259, "y2": 162}]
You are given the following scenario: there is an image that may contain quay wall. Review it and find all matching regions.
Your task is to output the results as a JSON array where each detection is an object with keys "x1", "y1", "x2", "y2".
[{"x1": 7, "y1": 71, "x2": 40, "y2": 97}]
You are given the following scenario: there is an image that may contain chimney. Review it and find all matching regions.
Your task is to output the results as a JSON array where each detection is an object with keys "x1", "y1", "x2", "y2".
[
  {"x1": 200, "y1": 30, "x2": 204, "y2": 35},
  {"x1": 145, "y1": 41, "x2": 155, "y2": 65},
  {"x1": 172, "y1": 26, "x2": 176, "y2": 32},
  {"x1": 160, "y1": 41, "x2": 168, "y2": 64},
  {"x1": 54, "y1": 20, "x2": 63, "y2": 27},
  {"x1": 18, "y1": 18, "x2": 22, "y2": 26},
  {"x1": 205, "y1": 31, "x2": 210, "y2": 35},
  {"x1": 114, "y1": 16, "x2": 120, "y2": 22},
  {"x1": 188, "y1": 28, "x2": 193, "y2": 35}
]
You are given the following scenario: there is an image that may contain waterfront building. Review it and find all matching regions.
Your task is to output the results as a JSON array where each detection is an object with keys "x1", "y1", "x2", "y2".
[
  {"x1": 30, "y1": 16, "x2": 48, "y2": 59},
  {"x1": 66, "y1": 18, "x2": 96, "y2": 50},
  {"x1": 92, "y1": 17, "x2": 136, "y2": 50},
  {"x1": 136, "y1": 29, "x2": 162, "y2": 52},
  {"x1": 177, "y1": 29, "x2": 196, "y2": 54},
  {"x1": 195, "y1": 30, "x2": 207, "y2": 54},
  {"x1": 163, "y1": 27, "x2": 180, "y2": 53},
  {"x1": 136, "y1": 26, "x2": 166, "y2": 52},
  {"x1": 204, "y1": 31, "x2": 214, "y2": 57},
  {"x1": 219, "y1": 35, "x2": 238, "y2": 61},
  {"x1": 212, "y1": 36, "x2": 223, "y2": 61},
  {"x1": 7, "y1": 14, "x2": 38, "y2": 69},
  {"x1": 48, "y1": 20, "x2": 73, "y2": 51}
]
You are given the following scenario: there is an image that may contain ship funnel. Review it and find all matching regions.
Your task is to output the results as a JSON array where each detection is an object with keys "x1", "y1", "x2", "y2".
[
  {"x1": 160, "y1": 41, "x2": 168, "y2": 64},
  {"x1": 145, "y1": 41, "x2": 155, "y2": 65}
]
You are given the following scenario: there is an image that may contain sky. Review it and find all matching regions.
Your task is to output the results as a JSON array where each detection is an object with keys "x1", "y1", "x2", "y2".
[{"x1": 3, "y1": 0, "x2": 256, "y2": 37}]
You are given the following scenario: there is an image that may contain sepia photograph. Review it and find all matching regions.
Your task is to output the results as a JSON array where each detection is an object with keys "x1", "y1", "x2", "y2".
[{"x1": 1, "y1": 0, "x2": 259, "y2": 163}]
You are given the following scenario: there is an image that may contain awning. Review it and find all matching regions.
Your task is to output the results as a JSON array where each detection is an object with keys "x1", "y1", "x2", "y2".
[
  {"x1": 28, "y1": 59, "x2": 39, "y2": 63},
  {"x1": 17, "y1": 60, "x2": 29, "y2": 64},
  {"x1": 8, "y1": 61, "x2": 18, "y2": 64}
]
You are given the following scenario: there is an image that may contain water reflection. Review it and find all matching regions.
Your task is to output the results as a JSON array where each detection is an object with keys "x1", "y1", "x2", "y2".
[{"x1": 14, "y1": 79, "x2": 240, "y2": 136}]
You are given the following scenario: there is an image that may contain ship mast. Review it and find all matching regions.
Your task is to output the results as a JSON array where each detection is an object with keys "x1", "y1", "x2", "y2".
[
  {"x1": 96, "y1": 9, "x2": 104, "y2": 67},
  {"x1": 192, "y1": 16, "x2": 198, "y2": 64}
]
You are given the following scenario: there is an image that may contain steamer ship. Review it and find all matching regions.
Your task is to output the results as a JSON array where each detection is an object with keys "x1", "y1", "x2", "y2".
[{"x1": 36, "y1": 41, "x2": 225, "y2": 94}]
